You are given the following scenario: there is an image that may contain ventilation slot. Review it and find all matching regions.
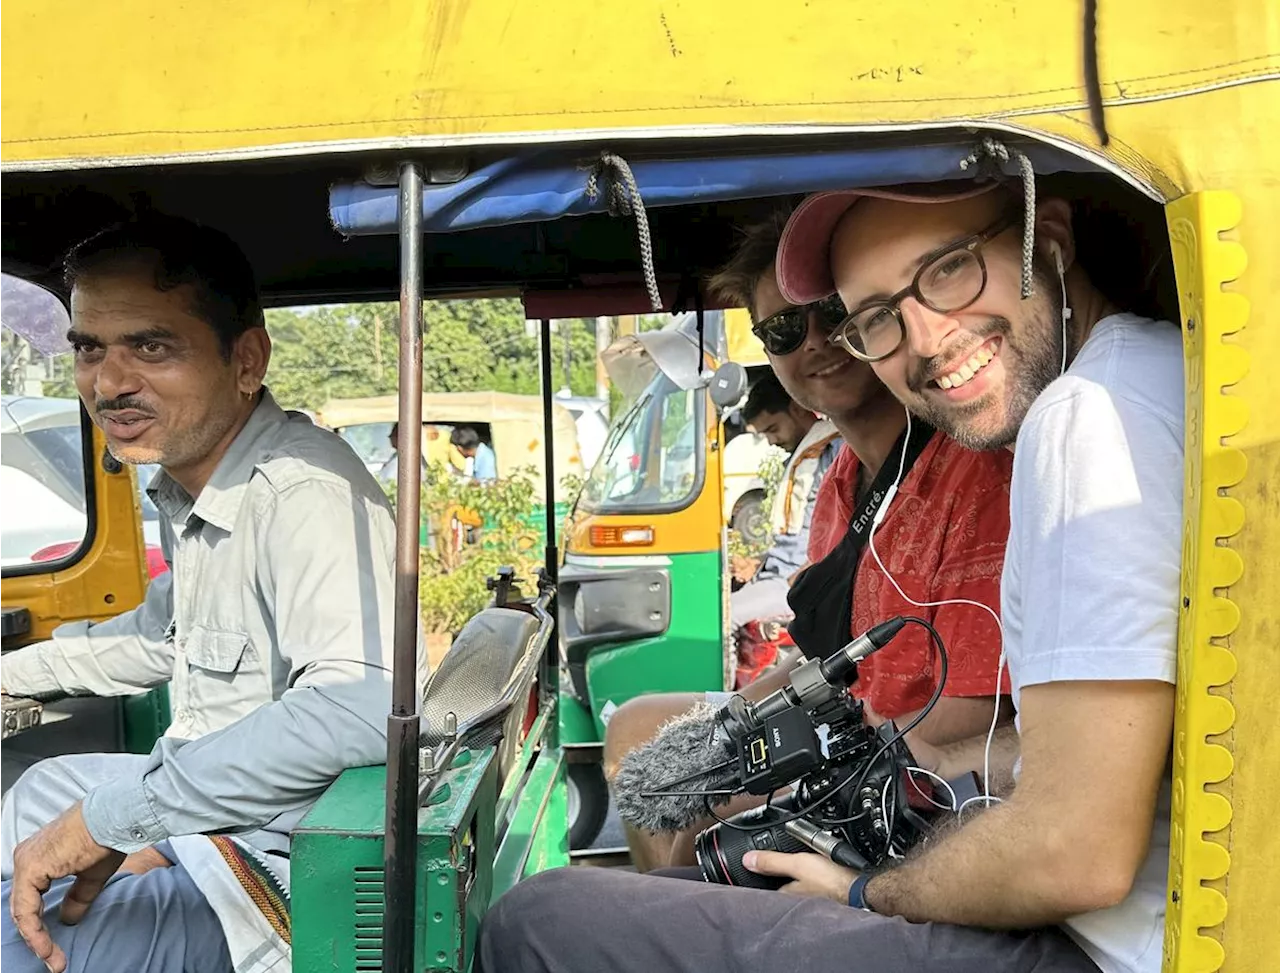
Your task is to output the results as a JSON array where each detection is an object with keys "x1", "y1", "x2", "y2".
[{"x1": 353, "y1": 866, "x2": 385, "y2": 972}]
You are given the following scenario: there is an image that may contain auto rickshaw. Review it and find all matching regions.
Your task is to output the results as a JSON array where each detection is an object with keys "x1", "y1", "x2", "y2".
[
  {"x1": 314, "y1": 390, "x2": 584, "y2": 496},
  {"x1": 557, "y1": 306, "x2": 795, "y2": 848},
  {"x1": 2, "y1": 2, "x2": 1277, "y2": 972}
]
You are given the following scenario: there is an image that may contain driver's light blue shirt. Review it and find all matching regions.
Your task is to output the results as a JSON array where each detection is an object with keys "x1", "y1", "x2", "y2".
[{"x1": 1, "y1": 391, "x2": 405, "y2": 853}]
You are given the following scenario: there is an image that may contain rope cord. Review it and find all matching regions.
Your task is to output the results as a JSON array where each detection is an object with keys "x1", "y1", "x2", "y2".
[{"x1": 585, "y1": 152, "x2": 663, "y2": 312}]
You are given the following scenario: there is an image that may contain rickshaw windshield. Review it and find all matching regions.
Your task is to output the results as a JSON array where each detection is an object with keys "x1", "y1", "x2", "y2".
[{"x1": 578, "y1": 371, "x2": 704, "y2": 515}]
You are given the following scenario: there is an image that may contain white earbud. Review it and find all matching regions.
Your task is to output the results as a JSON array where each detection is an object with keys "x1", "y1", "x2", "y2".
[{"x1": 1049, "y1": 241, "x2": 1065, "y2": 276}]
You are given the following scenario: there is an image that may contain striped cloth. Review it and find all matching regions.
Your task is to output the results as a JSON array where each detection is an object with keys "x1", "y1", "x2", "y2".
[{"x1": 169, "y1": 834, "x2": 292, "y2": 973}]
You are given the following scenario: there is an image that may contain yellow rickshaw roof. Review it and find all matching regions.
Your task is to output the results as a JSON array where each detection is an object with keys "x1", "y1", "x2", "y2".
[{"x1": 1, "y1": 0, "x2": 1274, "y2": 186}]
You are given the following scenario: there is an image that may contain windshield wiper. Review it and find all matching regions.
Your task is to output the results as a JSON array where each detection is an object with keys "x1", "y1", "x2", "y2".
[{"x1": 602, "y1": 391, "x2": 652, "y2": 465}]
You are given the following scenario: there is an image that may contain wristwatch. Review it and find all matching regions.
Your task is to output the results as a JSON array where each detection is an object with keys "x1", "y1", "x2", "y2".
[{"x1": 847, "y1": 872, "x2": 874, "y2": 912}]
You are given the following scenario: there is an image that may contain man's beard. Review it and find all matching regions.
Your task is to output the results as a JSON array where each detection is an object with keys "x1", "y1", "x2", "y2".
[{"x1": 908, "y1": 269, "x2": 1064, "y2": 451}]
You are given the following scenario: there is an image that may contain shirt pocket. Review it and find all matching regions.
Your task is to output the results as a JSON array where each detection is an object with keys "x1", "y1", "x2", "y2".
[{"x1": 183, "y1": 625, "x2": 259, "y2": 731}]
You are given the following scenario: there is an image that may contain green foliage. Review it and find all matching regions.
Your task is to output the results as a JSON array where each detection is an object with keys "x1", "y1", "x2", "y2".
[
  {"x1": 726, "y1": 449, "x2": 787, "y2": 563},
  {"x1": 41, "y1": 365, "x2": 78, "y2": 399},
  {"x1": 265, "y1": 300, "x2": 602, "y2": 413},
  {"x1": 392, "y1": 463, "x2": 544, "y2": 635},
  {"x1": 263, "y1": 304, "x2": 399, "y2": 409},
  {"x1": 726, "y1": 528, "x2": 768, "y2": 564},
  {"x1": 758, "y1": 449, "x2": 787, "y2": 513},
  {"x1": 558, "y1": 471, "x2": 586, "y2": 507}
]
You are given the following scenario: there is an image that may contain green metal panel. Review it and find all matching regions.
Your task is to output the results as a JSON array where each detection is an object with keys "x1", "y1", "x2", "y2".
[
  {"x1": 494, "y1": 708, "x2": 553, "y2": 831},
  {"x1": 557, "y1": 691, "x2": 597, "y2": 745},
  {"x1": 122, "y1": 686, "x2": 170, "y2": 753},
  {"x1": 492, "y1": 743, "x2": 569, "y2": 899},
  {"x1": 584, "y1": 549, "x2": 724, "y2": 738},
  {"x1": 523, "y1": 756, "x2": 568, "y2": 879},
  {"x1": 291, "y1": 752, "x2": 497, "y2": 973}
]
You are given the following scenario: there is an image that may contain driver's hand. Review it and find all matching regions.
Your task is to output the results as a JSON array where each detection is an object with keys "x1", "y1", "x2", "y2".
[{"x1": 9, "y1": 803, "x2": 125, "y2": 973}]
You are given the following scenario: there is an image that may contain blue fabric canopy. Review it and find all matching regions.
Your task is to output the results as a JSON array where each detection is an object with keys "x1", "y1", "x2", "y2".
[{"x1": 329, "y1": 139, "x2": 1099, "y2": 237}]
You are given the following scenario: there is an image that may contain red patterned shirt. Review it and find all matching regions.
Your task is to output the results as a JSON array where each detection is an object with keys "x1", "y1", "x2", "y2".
[{"x1": 807, "y1": 435, "x2": 1013, "y2": 718}]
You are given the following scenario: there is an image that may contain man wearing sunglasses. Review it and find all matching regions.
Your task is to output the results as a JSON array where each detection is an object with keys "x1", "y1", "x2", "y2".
[{"x1": 598, "y1": 210, "x2": 1013, "y2": 870}]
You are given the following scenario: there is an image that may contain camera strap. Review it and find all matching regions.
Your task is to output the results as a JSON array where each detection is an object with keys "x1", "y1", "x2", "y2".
[{"x1": 785, "y1": 420, "x2": 936, "y2": 662}]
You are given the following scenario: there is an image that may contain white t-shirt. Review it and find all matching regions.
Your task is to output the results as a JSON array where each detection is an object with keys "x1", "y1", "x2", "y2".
[{"x1": 1001, "y1": 313, "x2": 1184, "y2": 973}]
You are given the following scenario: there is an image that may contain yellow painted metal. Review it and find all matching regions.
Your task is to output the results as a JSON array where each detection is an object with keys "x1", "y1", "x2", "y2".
[
  {"x1": 567, "y1": 414, "x2": 723, "y2": 557},
  {"x1": 0, "y1": 424, "x2": 150, "y2": 643},
  {"x1": 724, "y1": 308, "x2": 768, "y2": 367},
  {"x1": 1164, "y1": 194, "x2": 1243, "y2": 973},
  {"x1": 2, "y1": 1, "x2": 1279, "y2": 969},
  {"x1": 1, "y1": 1, "x2": 1276, "y2": 173},
  {"x1": 1164, "y1": 188, "x2": 1277, "y2": 973}
]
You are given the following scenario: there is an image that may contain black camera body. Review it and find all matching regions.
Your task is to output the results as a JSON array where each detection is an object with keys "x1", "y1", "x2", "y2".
[{"x1": 696, "y1": 686, "x2": 934, "y2": 889}]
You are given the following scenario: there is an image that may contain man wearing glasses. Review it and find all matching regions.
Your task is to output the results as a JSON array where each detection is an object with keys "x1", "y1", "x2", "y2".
[
  {"x1": 475, "y1": 181, "x2": 1179, "y2": 973},
  {"x1": 601, "y1": 209, "x2": 1013, "y2": 872}
]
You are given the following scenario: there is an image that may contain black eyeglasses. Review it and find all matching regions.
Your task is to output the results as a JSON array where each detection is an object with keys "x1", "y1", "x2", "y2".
[
  {"x1": 828, "y1": 213, "x2": 1019, "y2": 362},
  {"x1": 752, "y1": 293, "x2": 848, "y2": 357}
]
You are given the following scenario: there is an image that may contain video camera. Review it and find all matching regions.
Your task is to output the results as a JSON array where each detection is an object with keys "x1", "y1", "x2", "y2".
[{"x1": 686, "y1": 617, "x2": 958, "y2": 889}]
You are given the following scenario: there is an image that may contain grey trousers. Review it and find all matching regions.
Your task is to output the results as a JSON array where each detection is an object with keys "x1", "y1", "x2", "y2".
[
  {"x1": 2, "y1": 753, "x2": 150, "y2": 879},
  {"x1": 1, "y1": 859, "x2": 232, "y2": 973},
  {"x1": 475, "y1": 867, "x2": 1101, "y2": 973},
  {"x1": 1, "y1": 754, "x2": 232, "y2": 973}
]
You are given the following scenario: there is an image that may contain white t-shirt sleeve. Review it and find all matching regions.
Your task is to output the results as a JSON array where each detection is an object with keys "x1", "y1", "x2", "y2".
[{"x1": 1009, "y1": 381, "x2": 1182, "y2": 689}]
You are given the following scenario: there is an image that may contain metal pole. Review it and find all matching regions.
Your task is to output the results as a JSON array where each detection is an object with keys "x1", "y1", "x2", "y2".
[
  {"x1": 539, "y1": 318, "x2": 558, "y2": 583},
  {"x1": 383, "y1": 160, "x2": 423, "y2": 973},
  {"x1": 594, "y1": 316, "x2": 611, "y2": 406}
]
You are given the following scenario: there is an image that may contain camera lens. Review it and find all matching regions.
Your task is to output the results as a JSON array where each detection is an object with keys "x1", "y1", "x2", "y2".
[{"x1": 694, "y1": 800, "x2": 809, "y2": 889}]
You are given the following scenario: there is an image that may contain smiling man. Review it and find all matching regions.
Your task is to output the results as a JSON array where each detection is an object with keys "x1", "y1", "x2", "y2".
[
  {"x1": 0, "y1": 215, "x2": 401, "y2": 973},
  {"x1": 599, "y1": 210, "x2": 1011, "y2": 871},
  {"x1": 473, "y1": 180, "x2": 1180, "y2": 973}
]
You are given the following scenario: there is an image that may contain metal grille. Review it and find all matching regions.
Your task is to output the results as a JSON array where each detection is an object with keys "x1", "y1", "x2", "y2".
[{"x1": 353, "y1": 866, "x2": 384, "y2": 971}]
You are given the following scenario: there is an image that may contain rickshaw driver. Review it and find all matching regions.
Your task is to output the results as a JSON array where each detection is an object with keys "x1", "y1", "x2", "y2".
[
  {"x1": 475, "y1": 182, "x2": 1182, "y2": 973},
  {"x1": 603, "y1": 211, "x2": 1014, "y2": 873},
  {"x1": 0, "y1": 215, "x2": 401, "y2": 973}
]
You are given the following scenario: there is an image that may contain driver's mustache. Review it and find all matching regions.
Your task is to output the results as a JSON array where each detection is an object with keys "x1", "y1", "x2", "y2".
[{"x1": 96, "y1": 395, "x2": 155, "y2": 416}]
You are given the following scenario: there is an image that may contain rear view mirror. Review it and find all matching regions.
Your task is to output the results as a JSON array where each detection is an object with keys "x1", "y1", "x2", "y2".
[{"x1": 707, "y1": 362, "x2": 748, "y2": 411}]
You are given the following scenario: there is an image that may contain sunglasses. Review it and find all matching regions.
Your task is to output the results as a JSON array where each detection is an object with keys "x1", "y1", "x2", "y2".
[{"x1": 752, "y1": 293, "x2": 848, "y2": 357}]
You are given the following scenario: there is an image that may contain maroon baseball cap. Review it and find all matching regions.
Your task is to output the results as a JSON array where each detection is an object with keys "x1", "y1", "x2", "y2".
[{"x1": 775, "y1": 182, "x2": 1002, "y2": 305}]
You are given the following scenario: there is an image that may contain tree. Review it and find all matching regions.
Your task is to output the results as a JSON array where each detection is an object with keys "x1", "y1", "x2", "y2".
[
  {"x1": 264, "y1": 304, "x2": 401, "y2": 410},
  {"x1": 264, "y1": 299, "x2": 607, "y2": 412}
]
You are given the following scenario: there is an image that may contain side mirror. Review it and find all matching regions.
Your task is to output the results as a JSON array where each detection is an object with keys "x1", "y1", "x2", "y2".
[{"x1": 707, "y1": 362, "x2": 748, "y2": 412}]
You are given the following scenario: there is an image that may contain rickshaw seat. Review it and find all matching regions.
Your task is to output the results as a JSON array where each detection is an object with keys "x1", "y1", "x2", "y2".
[{"x1": 419, "y1": 606, "x2": 543, "y2": 786}]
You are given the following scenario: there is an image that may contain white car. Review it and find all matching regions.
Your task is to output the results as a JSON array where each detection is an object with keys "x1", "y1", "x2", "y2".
[{"x1": 1, "y1": 395, "x2": 163, "y2": 570}]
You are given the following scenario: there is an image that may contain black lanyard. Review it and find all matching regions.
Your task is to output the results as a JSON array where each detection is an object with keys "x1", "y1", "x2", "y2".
[{"x1": 785, "y1": 421, "x2": 936, "y2": 662}]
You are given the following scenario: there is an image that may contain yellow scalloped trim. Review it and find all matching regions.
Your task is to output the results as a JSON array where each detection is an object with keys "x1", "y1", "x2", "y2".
[{"x1": 1163, "y1": 192, "x2": 1249, "y2": 973}]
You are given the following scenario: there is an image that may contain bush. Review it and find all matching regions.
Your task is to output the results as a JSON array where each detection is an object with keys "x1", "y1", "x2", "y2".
[
  {"x1": 386, "y1": 464, "x2": 544, "y2": 635},
  {"x1": 727, "y1": 449, "x2": 787, "y2": 564}
]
